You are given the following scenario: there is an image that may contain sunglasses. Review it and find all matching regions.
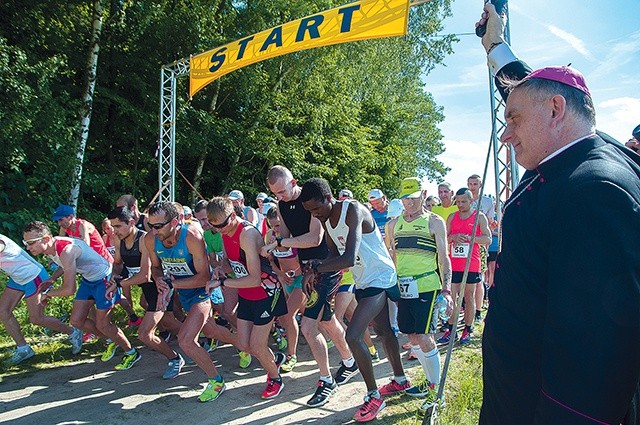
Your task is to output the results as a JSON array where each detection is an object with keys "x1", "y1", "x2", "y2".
[
  {"x1": 22, "y1": 236, "x2": 45, "y2": 246},
  {"x1": 148, "y1": 216, "x2": 177, "y2": 230},
  {"x1": 208, "y1": 212, "x2": 233, "y2": 229}
]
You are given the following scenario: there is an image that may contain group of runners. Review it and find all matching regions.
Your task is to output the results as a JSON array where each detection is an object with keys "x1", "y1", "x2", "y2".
[{"x1": 0, "y1": 166, "x2": 498, "y2": 422}]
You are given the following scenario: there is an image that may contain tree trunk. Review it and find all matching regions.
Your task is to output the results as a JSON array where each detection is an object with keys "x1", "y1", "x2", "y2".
[{"x1": 68, "y1": 0, "x2": 103, "y2": 208}]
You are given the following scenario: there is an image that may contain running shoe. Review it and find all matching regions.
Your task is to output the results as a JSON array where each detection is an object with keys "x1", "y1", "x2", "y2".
[
  {"x1": 239, "y1": 351, "x2": 252, "y2": 369},
  {"x1": 204, "y1": 338, "x2": 218, "y2": 352},
  {"x1": 261, "y1": 378, "x2": 284, "y2": 399},
  {"x1": 370, "y1": 351, "x2": 380, "y2": 362},
  {"x1": 459, "y1": 328, "x2": 471, "y2": 345},
  {"x1": 162, "y1": 354, "x2": 185, "y2": 379},
  {"x1": 82, "y1": 332, "x2": 97, "y2": 343},
  {"x1": 158, "y1": 330, "x2": 172, "y2": 342},
  {"x1": 334, "y1": 360, "x2": 359, "y2": 385},
  {"x1": 198, "y1": 378, "x2": 226, "y2": 402},
  {"x1": 272, "y1": 329, "x2": 288, "y2": 351},
  {"x1": 407, "y1": 350, "x2": 418, "y2": 360},
  {"x1": 353, "y1": 394, "x2": 386, "y2": 422},
  {"x1": 436, "y1": 330, "x2": 454, "y2": 344},
  {"x1": 101, "y1": 342, "x2": 118, "y2": 362},
  {"x1": 307, "y1": 379, "x2": 338, "y2": 407},
  {"x1": 69, "y1": 327, "x2": 83, "y2": 355},
  {"x1": 3, "y1": 346, "x2": 35, "y2": 366},
  {"x1": 274, "y1": 351, "x2": 286, "y2": 372},
  {"x1": 405, "y1": 379, "x2": 436, "y2": 397},
  {"x1": 114, "y1": 350, "x2": 141, "y2": 370},
  {"x1": 475, "y1": 312, "x2": 482, "y2": 325},
  {"x1": 280, "y1": 354, "x2": 297, "y2": 373},
  {"x1": 127, "y1": 316, "x2": 143, "y2": 328},
  {"x1": 378, "y1": 378, "x2": 411, "y2": 396}
]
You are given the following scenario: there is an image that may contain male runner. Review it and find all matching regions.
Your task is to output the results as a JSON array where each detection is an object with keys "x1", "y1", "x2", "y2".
[
  {"x1": 206, "y1": 197, "x2": 287, "y2": 399},
  {"x1": 385, "y1": 178, "x2": 454, "y2": 410},
  {"x1": 116, "y1": 194, "x2": 150, "y2": 231},
  {"x1": 228, "y1": 190, "x2": 258, "y2": 227},
  {"x1": 53, "y1": 204, "x2": 141, "y2": 327},
  {"x1": 265, "y1": 165, "x2": 356, "y2": 407},
  {"x1": 0, "y1": 234, "x2": 82, "y2": 365},
  {"x1": 105, "y1": 206, "x2": 184, "y2": 379},
  {"x1": 145, "y1": 202, "x2": 245, "y2": 402},
  {"x1": 431, "y1": 182, "x2": 457, "y2": 221},
  {"x1": 438, "y1": 188, "x2": 491, "y2": 344},
  {"x1": 23, "y1": 221, "x2": 140, "y2": 370},
  {"x1": 300, "y1": 178, "x2": 406, "y2": 422}
]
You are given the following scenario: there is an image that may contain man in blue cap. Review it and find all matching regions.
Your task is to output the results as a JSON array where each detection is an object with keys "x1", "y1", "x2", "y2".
[{"x1": 476, "y1": 4, "x2": 640, "y2": 424}]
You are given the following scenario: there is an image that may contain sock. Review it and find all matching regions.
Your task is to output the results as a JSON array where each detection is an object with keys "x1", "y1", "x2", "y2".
[
  {"x1": 210, "y1": 374, "x2": 223, "y2": 383},
  {"x1": 271, "y1": 377, "x2": 283, "y2": 383},
  {"x1": 125, "y1": 348, "x2": 137, "y2": 356},
  {"x1": 320, "y1": 375, "x2": 333, "y2": 384},
  {"x1": 342, "y1": 356, "x2": 355, "y2": 368},
  {"x1": 475, "y1": 310, "x2": 482, "y2": 318},
  {"x1": 170, "y1": 356, "x2": 181, "y2": 361},
  {"x1": 415, "y1": 347, "x2": 441, "y2": 385},
  {"x1": 368, "y1": 345, "x2": 377, "y2": 355},
  {"x1": 16, "y1": 344, "x2": 30, "y2": 351},
  {"x1": 367, "y1": 389, "x2": 381, "y2": 399},
  {"x1": 106, "y1": 338, "x2": 113, "y2": 344},
  {"x1": 393, "y1": 375, "x2": 407, "y2": 385}
]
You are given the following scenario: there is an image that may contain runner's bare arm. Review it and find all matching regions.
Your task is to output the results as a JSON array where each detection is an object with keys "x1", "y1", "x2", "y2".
[{"x1": 50, "y1": 244, "x2": 81, "y2": 297}]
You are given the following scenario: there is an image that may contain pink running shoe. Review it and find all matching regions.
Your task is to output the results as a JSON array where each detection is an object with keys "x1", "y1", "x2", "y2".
[
  {"x1": 378, "y1": 378, "x2": 411, "y2": 397},
  {"x1": 353, "y1": 395, "x2": 386, "y2": 422}
]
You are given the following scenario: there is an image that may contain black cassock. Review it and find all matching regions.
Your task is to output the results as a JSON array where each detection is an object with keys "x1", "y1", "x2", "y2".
[{"x1": 480, "y1": 60, "x2": 640, "y2": 425}]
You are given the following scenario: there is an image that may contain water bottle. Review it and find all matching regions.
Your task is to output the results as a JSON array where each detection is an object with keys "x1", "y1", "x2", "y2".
[{"x1": 435, "y1": 294, "x2": 449, "y2": 324}]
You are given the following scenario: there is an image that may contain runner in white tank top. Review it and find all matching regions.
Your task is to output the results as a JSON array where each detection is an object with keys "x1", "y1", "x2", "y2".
[{"x1": 300, "y1": 178, "x2": 407, "y2": 422}]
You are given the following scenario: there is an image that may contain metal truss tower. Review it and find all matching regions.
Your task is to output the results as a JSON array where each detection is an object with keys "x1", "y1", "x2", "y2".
[
  {"x1": 158, "y1": 58, "x2": 190, "y2": 202},
  {"x1": 490, "y1": 2, "x2": 519, "y2": 215}
]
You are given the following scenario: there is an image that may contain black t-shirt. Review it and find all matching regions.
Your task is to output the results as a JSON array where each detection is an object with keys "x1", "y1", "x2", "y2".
[{"x1": 278, "y1": 196, "x2": 328, "y2": 261}]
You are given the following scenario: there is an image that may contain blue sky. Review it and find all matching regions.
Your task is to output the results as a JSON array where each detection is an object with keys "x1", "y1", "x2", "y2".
[{"x1": 420, "y1": 0, "x2": 640, "y2": 197}]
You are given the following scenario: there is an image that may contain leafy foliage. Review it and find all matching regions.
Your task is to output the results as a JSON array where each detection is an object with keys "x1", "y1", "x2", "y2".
[{"x1": 0, "y1": 0, "x2": 456, "y2": 241}]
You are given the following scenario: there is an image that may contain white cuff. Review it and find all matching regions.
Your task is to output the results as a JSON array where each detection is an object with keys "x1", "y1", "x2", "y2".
[{"x1": 487, "y1": 42, "x2": 518, "y2": 76}]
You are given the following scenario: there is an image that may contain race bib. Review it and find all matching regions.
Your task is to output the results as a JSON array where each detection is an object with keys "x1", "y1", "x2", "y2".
[
  {"x1": 451, "y1": 243, "x2": 470, "y2": 258},
  {"x1": 107, "y1": 246, "x2": 116, "y2": 256},
  {"x1": 398, "y1": 276, "x2": 419, "y2": 299},
  {"x1": 162, "y1": 261, "x2": 193, "y2": 276},
  {"x1": 228, "y1": 260, "x2": 249, "y2": 278},
  {"x1": 127, "y1": 266, "x2": 141, "y2": 276}
]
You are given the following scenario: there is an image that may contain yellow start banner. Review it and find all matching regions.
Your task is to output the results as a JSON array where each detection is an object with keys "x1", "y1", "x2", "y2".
[{"x1": 189, "y1": 0, "x2": 410, "y2": 97}]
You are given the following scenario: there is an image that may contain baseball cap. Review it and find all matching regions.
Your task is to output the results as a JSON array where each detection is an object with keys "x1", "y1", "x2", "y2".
[
  {"x1": 368, "y1": 189, "x2": 384, "y2": 201},
  {"x1": 182, "y1": 206, "x2": 192, "y2": 216},
  {"x1": 228, "y1": 190, "x2": 244, "y2": 201},
  {"x1": 632, "y1": 124, "x2": 640, "y2": 141},
  {"x1": 386, "y1": 199, "x2": 404, "y2": 219},
  {"x1": 52, "y1": 204, "x2": 75, "y2": 221},
  {"x1": 256, "y1": 192, "x2": 268, "y2": 201},
  {"x1": 338, "y1": 189, "x2": 353, "y2": 199},
  {"x1": 524, "y1": 66, "x2": 591, "y2": 97},
  {"x1": 399, "y1": 177, "x2": 424, "y2": 199},
  {"x1": 262, "y1": 202, "x2": 277, "y2": 215}
]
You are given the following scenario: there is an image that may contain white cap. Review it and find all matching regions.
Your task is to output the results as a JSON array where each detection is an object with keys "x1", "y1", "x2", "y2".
[
  {"x1": 182, "y1": 206, "x2": 192, "y2": 216},
  {"x1": 262, "y1": 202, "x2": 277, "y2": 215},
  {"x1": 368, "y1": 189, "x2": 384, "y2": 201},
  {"x1": 228, "y1": 190, "x2": 243, "y2": 201},
  {"x1": 338, "y1": 189, "x2": 353, "y2": 199},
  {"x1": 386, "y1": 199, "x2": 404, "y2": 218},
  {"x1": 256, "y1": 192, "x2": 268, "y2": 201}
]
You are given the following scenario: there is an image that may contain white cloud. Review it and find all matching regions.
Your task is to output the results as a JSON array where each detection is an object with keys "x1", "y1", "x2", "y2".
[
  {"x1": 546, "y1": 25, "x2": 596, "y2": 61},
  {"x1": 597, "y1": 97, "x2": 640, "y2": 142}
]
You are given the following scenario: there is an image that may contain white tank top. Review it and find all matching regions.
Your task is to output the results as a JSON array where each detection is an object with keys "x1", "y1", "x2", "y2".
[
  {"x1": 325, "y1": 201, "x2": 396, "y2": 289},
  {"x1": 49, "y1": 237, "x2": 112, "y2": 282},
  {"x1": 0, "y1": 234, "x2": 44, "y2": 284}
]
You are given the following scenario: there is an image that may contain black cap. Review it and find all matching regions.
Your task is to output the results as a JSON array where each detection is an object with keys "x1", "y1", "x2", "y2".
[{"x1": 633, "y1": 124, "x2": 640, "y2": 141}]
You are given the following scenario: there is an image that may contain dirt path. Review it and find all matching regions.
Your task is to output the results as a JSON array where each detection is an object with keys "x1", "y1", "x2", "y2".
[{"x1": 0, "y1": 336, "x2": 420, "y2": 425}]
